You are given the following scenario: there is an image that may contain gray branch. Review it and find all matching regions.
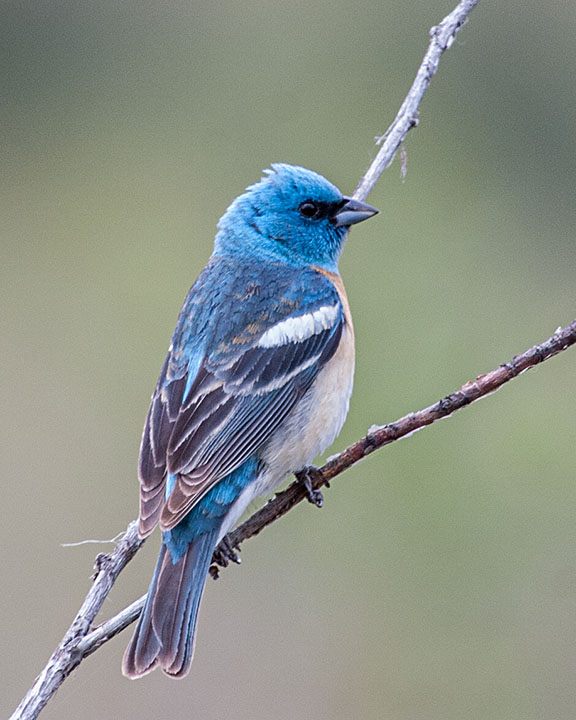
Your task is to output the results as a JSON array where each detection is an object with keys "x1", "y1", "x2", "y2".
[
  {"x1": 10, "y1": 523, "x2": 143, "y2": 720},
  {"x1": 354, "y1": 0, "x2": 480, "y2": 202},
  {"x1": 11, "y1": 1, "x2": 483, "y2": 718}
]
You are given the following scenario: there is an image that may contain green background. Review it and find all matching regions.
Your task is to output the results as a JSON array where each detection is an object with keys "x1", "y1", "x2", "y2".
[{"x1": 3, "y1": 1, "x2": 576, "y2": 718}]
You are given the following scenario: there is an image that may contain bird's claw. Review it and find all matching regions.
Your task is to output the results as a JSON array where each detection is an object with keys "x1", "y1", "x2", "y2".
[
  {"x1": 297, "y1": 466, "x2": 326, "y2": 508},
  {"x1": 210, "y1": 537, "x2": 241, "y2": 580},
  {"x1": 211, "y1": 536, "x2": 241, "y2": 574}
]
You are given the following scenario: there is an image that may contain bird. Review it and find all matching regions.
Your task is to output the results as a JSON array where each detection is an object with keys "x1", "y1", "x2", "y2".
[{"x1": 122, "y1": 163, "x2": 378, "y2": 678}]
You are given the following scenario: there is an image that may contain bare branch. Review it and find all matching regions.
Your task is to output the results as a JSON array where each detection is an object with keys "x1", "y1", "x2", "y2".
[
  {"x1": 225, "y1": 318, "x2": 576, "y2": 547},
  {"x1": 10, "y1": 522, "x2": 143, "y2": 720},
  {"x1": 354, "y1": 0, "x2": 481, "y2": 202},
  {"x1": 14, "y1": 314, "x2": 576, "y2": 720},
  {"x1": 11, "y1": 1, "x2": 487, "y2": 718}
]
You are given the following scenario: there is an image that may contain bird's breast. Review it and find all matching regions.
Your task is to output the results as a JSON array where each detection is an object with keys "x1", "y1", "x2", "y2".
[
  {"x1": 257, "y1": 271, "x2": 355, "y2": 495},
  {"x1": 256, "y1": 325, "x2": 354, "y2": 501}
]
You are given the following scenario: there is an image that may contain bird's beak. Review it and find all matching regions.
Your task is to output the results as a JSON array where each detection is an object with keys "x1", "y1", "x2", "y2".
[{"x1": 332, "y1": 196, "x2": 379, "y2": 227}]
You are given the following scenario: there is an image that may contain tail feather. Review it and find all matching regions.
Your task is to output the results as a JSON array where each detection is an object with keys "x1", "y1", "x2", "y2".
[
  {"x1": 122, "y1": 545, "x2": 166, "y2": 678},
  {"x1": 122, "y1": 530, "x2": 219, "y2": 679},
  {"x1": 163, "y1": 576, "x2": 201, "y2": 677}
]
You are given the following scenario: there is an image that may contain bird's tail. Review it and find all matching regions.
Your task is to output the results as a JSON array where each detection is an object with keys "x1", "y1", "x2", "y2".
[{"x1": 122, "y1": 529, "x2": 219, "y2": 679}]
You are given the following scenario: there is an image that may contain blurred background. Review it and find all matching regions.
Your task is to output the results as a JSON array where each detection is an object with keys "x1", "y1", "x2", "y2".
[{"x1": 3, "y1": 0, "x2": 576, "y2": 718}]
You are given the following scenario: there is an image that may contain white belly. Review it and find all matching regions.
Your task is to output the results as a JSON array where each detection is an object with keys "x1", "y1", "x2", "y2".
[
  {"x1": 259, "y1": 324, "x2": 354, "y2": 486},
  {"x1": 217, "y1": 324, "x2": 355, "y2": 540}
]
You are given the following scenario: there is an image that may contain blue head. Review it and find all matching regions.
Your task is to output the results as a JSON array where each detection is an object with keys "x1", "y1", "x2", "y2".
[{"x1": 214, "y1": 164, "x2": 378, "y2": 272}]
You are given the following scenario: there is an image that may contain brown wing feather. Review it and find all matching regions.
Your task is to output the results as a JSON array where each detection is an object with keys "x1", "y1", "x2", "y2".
[
  {"x1": 138, "y1": 301, "x2": 344, "y2": 537},
  {"x1": 157, "y1": 321, "x2": 343, "y2": 531}
]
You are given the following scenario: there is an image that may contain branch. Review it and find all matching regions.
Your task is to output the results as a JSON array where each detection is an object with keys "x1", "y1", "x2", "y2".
[
  {"x1": 11, "y1": 2, "x2": 484, "y2": 718},
  {"x1": 354, "y1": 0, "x2": 481, "y2": 202},
  {"x1": 10, "y1": 523, "x2": 144, "y2": 720},
  {"x1": 15, "y1": 318, "x2": 576, "y2": 720},
  {"x1": 226, "y1": 318, "x2": 576, "y2": 544}
]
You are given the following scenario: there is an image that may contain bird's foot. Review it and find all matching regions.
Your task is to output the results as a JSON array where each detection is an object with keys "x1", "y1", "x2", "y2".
[
  {"x1": 297, "y1": 466, "x2": 327, "y2": 508},
  {"x1": 210, "y1": 536, "x2": 241, "y2": 579}
]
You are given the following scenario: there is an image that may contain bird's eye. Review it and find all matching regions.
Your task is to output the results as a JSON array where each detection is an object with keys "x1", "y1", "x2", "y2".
[{"x1": 298, "y1": 201, "x2": 320, "y2": 219}]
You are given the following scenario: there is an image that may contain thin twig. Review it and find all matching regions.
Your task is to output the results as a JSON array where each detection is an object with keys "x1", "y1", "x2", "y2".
[
  {"x1": 11, "y1": 2, "x2": 484, "y2": 718},
  {"x1": 225, "y1": 319, "x2": 576, "y2": 545},
  {"x1": 15, "y1": 314, "x2": 576, "y2": 719},
  {"x1": 10, "y1": 523, "x2": 143, "y2": 720},
  {"x1": 354, "y1": 0, "x2": 481, "y2": 202}
]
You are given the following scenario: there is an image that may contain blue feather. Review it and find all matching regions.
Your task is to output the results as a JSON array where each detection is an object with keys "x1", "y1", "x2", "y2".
[
  {"x1": 123, "y1": 165, "x2": 378, "y2": 679},
  {"x1": 164, "y1": 458, "x2": 259, "y2": 561},
  {"x1": 124, "y1": 459, "x2": 259, "y2": 678}
]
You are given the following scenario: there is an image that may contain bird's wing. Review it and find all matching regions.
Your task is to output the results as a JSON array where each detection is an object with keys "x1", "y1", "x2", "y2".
[{"x1": 138, "y1": 262, "x2": 345, "y2": 536}]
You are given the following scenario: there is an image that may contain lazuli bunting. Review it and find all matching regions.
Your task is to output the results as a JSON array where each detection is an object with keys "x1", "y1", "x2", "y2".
[{"x1": 123, "y1": 164, "x2": 378, "y2": 678}]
